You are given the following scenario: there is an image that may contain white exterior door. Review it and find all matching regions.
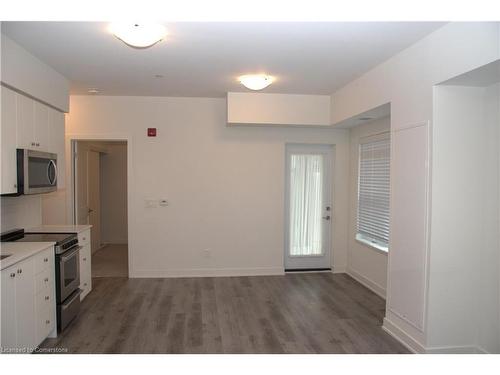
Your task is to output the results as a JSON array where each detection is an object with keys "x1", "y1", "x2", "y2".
[{"x1": 285, "y1": 144, "x2": 333, "y2": 270}]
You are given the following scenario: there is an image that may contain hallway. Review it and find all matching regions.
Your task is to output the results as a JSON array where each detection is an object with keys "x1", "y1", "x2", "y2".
[{"x1": 91, "y1": 244, "x2": 128, "y2": 278}]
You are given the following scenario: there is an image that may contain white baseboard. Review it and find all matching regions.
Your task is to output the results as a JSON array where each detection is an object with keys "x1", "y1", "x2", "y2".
[
  {"x1": 425, "y1": 345, "x2": 487, "y2": 354},
  {"x1": 331, "y1": 265, "x2": 347, "y2": 274},
  {"x1": 130, "y1": 267, "x2": 285, "y2": 278},
  {"x1": 347, "y1": 268, "x2": 386, "y2": 299},
  {"x1": 382, "y1": 317, "x2": 426, "y2": 353}
]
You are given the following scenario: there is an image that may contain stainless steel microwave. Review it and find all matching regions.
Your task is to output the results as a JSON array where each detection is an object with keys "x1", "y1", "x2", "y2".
[{"x1": 17, "y1": 149, "x2": 58, "y2": 194}]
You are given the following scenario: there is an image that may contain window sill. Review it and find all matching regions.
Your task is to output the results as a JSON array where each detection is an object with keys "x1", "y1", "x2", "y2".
[{"x1": 355, "y1": 237, "x2": 388, "y2": 255}]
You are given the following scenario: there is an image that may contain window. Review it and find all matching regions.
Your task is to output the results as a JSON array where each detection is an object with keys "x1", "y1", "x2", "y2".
[
  {"x1": 356, "y1": 134, "x2": 390, "y2": 251},
  {"x1": 289, "y1": 153, "x2": 324, "y2": 256}
]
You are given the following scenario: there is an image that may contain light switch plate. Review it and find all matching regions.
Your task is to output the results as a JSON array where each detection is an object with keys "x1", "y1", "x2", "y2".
[{"x1": 145, "y1": 199, "x2": 157, "y2": 208}]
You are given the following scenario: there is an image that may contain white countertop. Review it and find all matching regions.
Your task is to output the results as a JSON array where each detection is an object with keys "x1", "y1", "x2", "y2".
[
  {"x1": 28, "y1": 225, "x2": 92, "y2": 234},
  {"x1": 0, "y1": 242, "x2": 55, "y2": 270}
]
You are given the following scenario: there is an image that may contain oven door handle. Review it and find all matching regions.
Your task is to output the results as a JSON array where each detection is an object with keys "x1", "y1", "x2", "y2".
[
  {"x1": 61, "y1": 289, "x2": 82, "y2": 310},
  {"x1": 60, "y1": 245, "x2": 82, "y2": 262}
]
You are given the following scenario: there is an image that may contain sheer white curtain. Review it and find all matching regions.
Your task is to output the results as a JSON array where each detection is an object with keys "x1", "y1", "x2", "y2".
[{"x1": 289, "y1": 154, "x2": 323, "y2": 256}]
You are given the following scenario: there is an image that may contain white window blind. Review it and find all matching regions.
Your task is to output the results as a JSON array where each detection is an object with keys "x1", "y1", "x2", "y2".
[{"x1": 357, "y1": 136, "x2": 390, "y2": 251}]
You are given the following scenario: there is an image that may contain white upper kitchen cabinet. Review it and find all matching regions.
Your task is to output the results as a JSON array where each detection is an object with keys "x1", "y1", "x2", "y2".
[
  {"x1": 33, "y1": 100, "x2": 50, "y2": 152},
  {"x1": 15, "y1": 92, "x2": 53, "y2": 152},
  {"x1": 1, "y1": 86, "x2": 18, "y2": 194},
  {"x1": 48, "y1": 107, "x2": 66, "y2": 189},
  {"x1": 16, "y1": 90, "x2": 35, "y2": 150},
  {"x1": 1, "y1": 86, "x2": 66, "y2": 193}
]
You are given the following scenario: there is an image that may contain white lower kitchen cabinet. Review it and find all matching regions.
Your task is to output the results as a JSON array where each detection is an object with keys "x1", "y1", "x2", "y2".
[
  {"x1": 78, "y1": 229, "x2": 92, "y2": 301},
  {"x1": 1, "y1": 265, "x2": 18, "y2": 349},
  {"x1": 0, "y1": 245, "x2": 55, "y2": 353}
]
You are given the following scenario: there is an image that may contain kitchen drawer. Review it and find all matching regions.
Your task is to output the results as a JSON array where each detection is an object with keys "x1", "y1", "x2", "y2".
[
  {"x1": 35, "y1": 305, "x2": 54, "y2": 346},
  {"x1": 80, "y1": 272, "x2": 92, "y2": 301},
  {"x1": 79, "y1": 244, "x2": 91, "y2": 270},
  {"x1": 35, "y1": 288, "x2": 54, "y2": 313},
  {"x1": 78, "y1": 230, "x2": 90, "y2": 247},
  {"x1": 34, "y1": 267, "x2": 53, "y2": 294},
  {"x1": 34, "y1": 247, "x2": 54, "y2": 275}
]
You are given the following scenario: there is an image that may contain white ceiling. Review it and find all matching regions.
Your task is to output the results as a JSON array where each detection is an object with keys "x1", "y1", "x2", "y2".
[{"x1": 1, "y1": 22, "x2": 445, "y2": 97}]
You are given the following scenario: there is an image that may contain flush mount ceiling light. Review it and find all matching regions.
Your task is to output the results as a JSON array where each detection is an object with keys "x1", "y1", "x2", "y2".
[
  {"x1": 109, "y1": 22, "x2": 167, "y2": 49},
  {"x1": 238, "y1": 74, "x2": 275, "y2": 90}
]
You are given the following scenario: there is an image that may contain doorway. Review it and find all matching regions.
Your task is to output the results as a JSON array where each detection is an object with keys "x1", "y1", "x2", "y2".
[
  {"x1": 285, "y1": 144, "x2": 333, "y2": 271},
  {"x1": 73, "y1": 140, "x2": 128, "y2": 277}
]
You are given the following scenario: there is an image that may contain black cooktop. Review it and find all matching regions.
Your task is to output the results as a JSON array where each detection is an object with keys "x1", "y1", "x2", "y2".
[{"x1": 1, "y1": 228, "x2": 75, "y2": 245}]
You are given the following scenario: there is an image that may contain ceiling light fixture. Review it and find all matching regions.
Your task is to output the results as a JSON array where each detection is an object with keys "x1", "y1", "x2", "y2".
[
  {"x1": 109, "y1": 22, "x2": 167, "y2": 49},
  {"x1": 87, "y1": 88, "x2": 100, "y2": 94},
  {"x1": 238, "y1": 74, "x2": 275, "y2": 90}
]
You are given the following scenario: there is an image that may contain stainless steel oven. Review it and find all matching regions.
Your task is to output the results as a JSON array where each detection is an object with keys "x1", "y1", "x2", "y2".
[
  {"x1": 55, "y1": 243, "x2": 82, "y2": 331},
  {"x1": 56, "y1": 245, "x2": 81, "y2": 303},
  {"x1": 17, "y1": 149, "x2": 58, "y2": 195}
]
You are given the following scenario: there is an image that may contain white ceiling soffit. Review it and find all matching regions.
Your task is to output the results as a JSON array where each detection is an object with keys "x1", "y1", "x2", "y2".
[
  {"x1": 333, "y1": 102, "x2": 391, "y2": 128},
  {"x1": 1, "y1": 22, "x2": 445, "y2": 97},
  {"x1": 439, "y1": 59, "x2": 500, "y2": 87}
]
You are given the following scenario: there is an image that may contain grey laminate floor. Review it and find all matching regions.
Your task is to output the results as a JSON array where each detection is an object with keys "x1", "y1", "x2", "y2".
[
  {"x1": 40, "y1": 273, "x2": 409, "y2": 354},
  {"x1": 91, "y1": 244, "x2": 128, "y2": 278}
]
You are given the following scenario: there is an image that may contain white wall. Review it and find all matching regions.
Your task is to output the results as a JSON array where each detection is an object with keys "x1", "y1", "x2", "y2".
[
  {"x1": 429, "y1": 85, "x2": 499, "y2": 352},
  {"x1": 1, "y1": 195, "x2": 42, "y2": 232},
  {"x1": 347, "y1": 116, "x2": 390, "y2": 298},
  {"x1": 478, "y1": 83, "x2": 500, "y2": 353},
  {"x1": 227, "y1": 92, "x2": 331, "y2": 126},
  {"x1": 41, "y1": 190, "x2": 68, "y2": 225},
  {"x1": 100, "y1": 142, "x2": 128, "y2": 245},
  {"x1": 329, "y1": 22, "x2": 500, "y2": 351},
  {"x1": 63, "y1": 95, "x2": 350, "y2": 277}
]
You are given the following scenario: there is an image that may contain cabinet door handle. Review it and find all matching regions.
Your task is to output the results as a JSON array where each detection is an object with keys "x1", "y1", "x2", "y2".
[
  {"x1": 10, "y1": 273, "x2": 15, "y2": 278},
  {"x1": 36, "y1": 143, "x2": 40, "y2": 147},
  {"x1": 45, "y1": 296, "x2": 50, "y2": 300},
  {"x1": 46, "y1": 320, "x2": 50, "y2": 325},
  {"x1": 83, "y1": 257, "x2": 87, "y2": 261},
  {"x1": 84, "y1": 282, "x2": 87, "y2": 286},
  {"x1": 44, "y1": 257, "x2": 49, "y2": 262},
  {"x1": 31, "y1": 142, "x2": 36, "y2": 146},
  {"x1": 44, "y1": 277, "x2": 49, "y2": 282},
  {"x1": 82, "y1": 237, "x2": 86, "y2": 241},
  {"x1": 17, "y1": 269, "x2": 22, "y2": 274}
]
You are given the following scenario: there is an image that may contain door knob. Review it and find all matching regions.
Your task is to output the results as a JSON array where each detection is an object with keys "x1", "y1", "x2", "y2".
[{"x1": 322, "y1": 215, "x2": 331, "y2": 220}]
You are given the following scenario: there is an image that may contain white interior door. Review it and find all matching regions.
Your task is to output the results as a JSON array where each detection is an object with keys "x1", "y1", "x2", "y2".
[
  {"x1": 75, "y1": 141, "x2": 88, "y2": 225},
  {"x1": 87, "y1": 150, "x2": 101, "y2": 252},
  {"x1": 74, "y1": 142, "x2": 101, "y2": 252},
  {"x1": 285, "y1": 144, "x2": 333, "y2": 270}
]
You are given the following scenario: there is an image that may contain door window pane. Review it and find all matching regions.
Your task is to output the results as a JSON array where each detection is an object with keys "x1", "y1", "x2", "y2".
[{"x1": 289, "y1": 154, "x2": 323, "y2": 256}]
